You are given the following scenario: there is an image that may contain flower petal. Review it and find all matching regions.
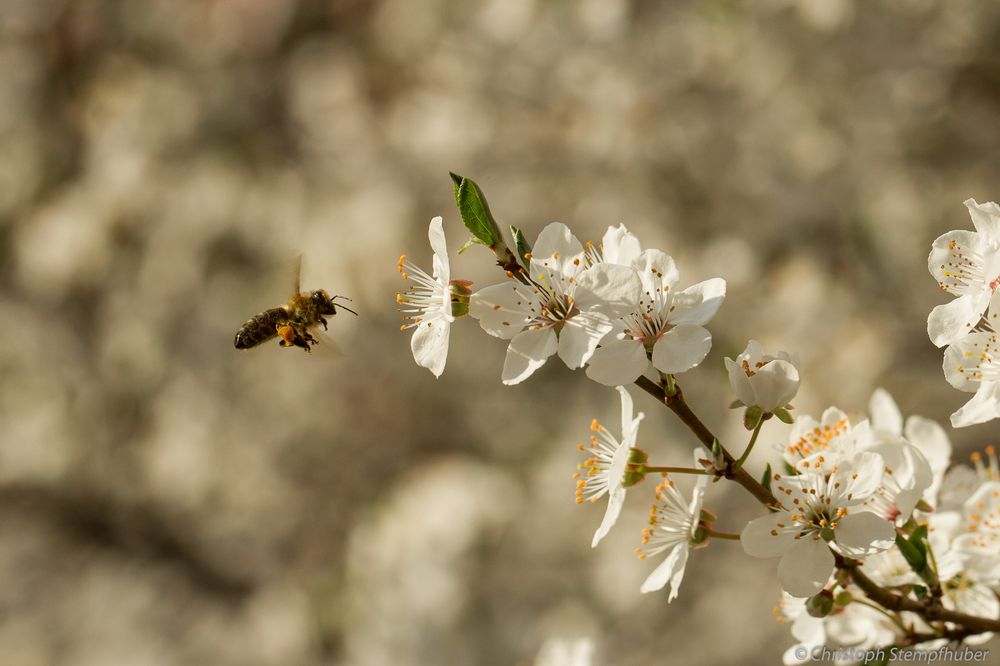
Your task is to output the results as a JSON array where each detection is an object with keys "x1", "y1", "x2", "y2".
[
  {"x1": 427, "y1": 216, "x2": 449, "y2": 283},
  {"x1": 951, "y1": 380, "x2": 1000, "y2": 427},
  {"x1": 666, "y1": 278, "x2": 726, "y2": 326},
  {"x1": 558, "y1": 312, "x2": 614, "y2": 369},
  {"x1": 639, "y1": 544, "x2": 689, "y2": 602},
  {"x1": 531, "y1": 222, "x2": 584, "y2": 278},
  {"x1": 632, "y1": 249, "x2": 679, "y2": 296},
  {"x1": 741, "y1": 513, "x2": 796, "y2": 559},
  {"x1": 592, "y1": 485, "x2": 625, "y2": 548},
  {"x1": 616, "y1": 385, "x2": 644, "y2": 447},
  {"x1": 574, "y1": 263, "x2": 642, "y2": 320},
  {"x1": 928, "y1": 229, "x2": 985, "y2": 292},
  {"x1": 501, "y1": 327, "x2": 557, "y2": 385},
  {"x1": 586, "y1": 339, "x2": 649, "y2": 386},
  {"x1": 778, "y1": 538, "x2": 834, "y2": 598},
  {"x1": 651, "y1": 324, "x2": 712, "y2": 374},
  {"x1": 469, "y1": 282, "x2": 537, "y2": 340},
  {"x1": 410, "y1": 317, "x2": 450, "y2": 378},
  {"x1": 725, "y1": 356, "x2": 754, "y2": 406},
  {"x1": 928, "y1": 292, "x2": 990, "y2": 348},
  {"x1": 869, "y1": 388, "x2": 902, "y2": 436},
  {"x1": 966, "y1": 198, "x2": 1000, "y2": 246},
  {"x1": 601, "y1": 224, "x2": 643, "y2": 266},
  {"x1": 833, "y1": 511, "x2": 895, "y2": 557},
  {"x1": 747, "y1": 359, "x2": 800, "y2": 412}
]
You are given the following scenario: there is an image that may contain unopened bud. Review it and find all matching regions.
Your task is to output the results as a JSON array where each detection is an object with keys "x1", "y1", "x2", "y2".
[{"x1": 806, "y1": 590, "x2": 834, "y2": 618}]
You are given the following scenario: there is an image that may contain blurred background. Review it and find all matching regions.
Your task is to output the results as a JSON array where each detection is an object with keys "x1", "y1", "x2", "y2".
[{"x1": 1, "y1": 0, "x2": 999, "y2": 664}]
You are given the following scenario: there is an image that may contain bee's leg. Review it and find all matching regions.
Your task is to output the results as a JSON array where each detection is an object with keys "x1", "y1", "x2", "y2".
[{"x1": 319, "y1": 316, "x2": 328, "y2": 330}]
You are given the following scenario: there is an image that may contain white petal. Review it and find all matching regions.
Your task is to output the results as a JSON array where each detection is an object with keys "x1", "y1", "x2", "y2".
[
  {"x1": 531, "y1": 222, "x2": 584, "y2": 278},
  {"x1": 631, "y1": 249, "x2": 679, "y2": 295},
  {"x1": 725, "y1": 356, "x2": 755, "y2": 406},
  {"x1": 747, "y1": 359, "x2": 800, "y2": 412},
  {"x1": 868, "y1": 388, "x2": 902, "y2": 436},
  {"x1": 427, "y1": 216, "x2": 449, "y2": 283},
  {"x1": 469, "y1": 282, "x2": 537, "y2": 340},
  {"x1": 834, "y1": 511, "x2": 895, "y2": 557},
  {"x1": 558, "y1": 312, "x2": 614, "y2": 369},
  {"x1": 942, "y1": 335, "x2": 984, "y2": 392},
  {"x1": 966, "y1": 198, "x2": 1000, "y2": 246},
  {"x1": 592, "y1": 485, "x2": 626, "y2": 548},
  {"x1": 927, "y1": 292, "x2": 989, "y2": 347},
  {"x1": 573, "y1": 263, "x2": 642, "y2": 320},
  {"x1": 601, "y1": 224, "x2": 643, "y2": 266},
  {"x1": 778, "y1": 538, "x2": 834, "y2": 598},
  {"x1": 651, "y1": 324, "x2": 712, "y2": 374},
  {"x1": 501, "y1": 327, "x2": 557, "y2": 385},
  {"x1": 640, "y1": 544, "x2": 690, "y2": 602},
  {"x1": 951, "y1": 381, "x2": 1000, "y2": 427},
  {"x1": 741, "y1": 513, "x2": 796, "y2": 559},
  {"x1": 830, "y1": 452, "x2": 885, "y2": 503},
  {"x1": 903, "y1": 415, "x2": 952, "y2": 476},
  {"x1": 616, "y1": 385, "x2": 644, "y2": 447},
  {"x1": 928, "y1": 230, "x2": 985, "y2": 291},
  {"x1": 586, "y1": 339, "x2": 649, "y2": 386},
  {"x1": 666, "y1": 278, "x2": 726, "y2": 326},
  {"x1": 410, "y1": 317, "x2": 450, "y2": 378}
]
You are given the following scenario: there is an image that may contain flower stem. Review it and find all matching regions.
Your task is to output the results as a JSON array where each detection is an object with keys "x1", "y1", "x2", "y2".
[
  {"x1": 703, "y1": 527, "x2": 740, "y2": 541},
  {"x1": 732, "y1": 420, "x2": 763, "y2": 471}
]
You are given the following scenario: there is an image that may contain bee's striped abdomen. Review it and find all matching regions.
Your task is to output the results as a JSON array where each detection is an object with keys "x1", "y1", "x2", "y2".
[{"x1": 234, "y1": 307, "x2": 289, "y2": 349}]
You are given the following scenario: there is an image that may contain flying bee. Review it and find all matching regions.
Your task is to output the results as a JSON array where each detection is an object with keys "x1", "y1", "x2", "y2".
[{"x1": 234, "y1": 257, "x2": 357, "y2": 353}]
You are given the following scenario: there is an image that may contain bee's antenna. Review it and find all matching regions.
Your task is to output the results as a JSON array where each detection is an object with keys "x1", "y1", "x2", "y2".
[{"x1": 337, "y1": 303, "x2": 359, "y2": 317}]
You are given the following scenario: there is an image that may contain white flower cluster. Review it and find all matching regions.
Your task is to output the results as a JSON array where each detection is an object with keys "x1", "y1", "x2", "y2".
[
  {"x1": 398, "y1": 218, "x2": 727, "y2": 385},
  {"x1": 928, "y1": 199, "x2": 1000, "y2": 427},
  {"x1": 764, "y1": 390, "x2": 1000, "y2": 663},
  {"x1": 400, "y1": 186, "x2": 1000, "y2": 657}
]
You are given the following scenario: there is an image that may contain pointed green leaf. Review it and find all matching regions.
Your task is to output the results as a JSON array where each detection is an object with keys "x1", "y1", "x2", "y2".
[
  {"x1": 895, "y1": 533, "x2": 926, "y2": 572},
  {"x1": 510, "y1": 225, "x2": 531, "y2": 267},
  {"x1": 760, "y1": 463, "x2": 772, "y2": 492},
  {"x1": 450, "y1": 172, "x2": 503, "y2": 249},
  {"x1": 744, "y1": 405, "x2": 763, "y2": 430},
  {"x1": 773, "y1": 407, "x2": 794, "y2": 424}
]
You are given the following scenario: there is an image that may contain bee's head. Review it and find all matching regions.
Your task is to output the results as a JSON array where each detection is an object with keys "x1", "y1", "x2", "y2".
[{"x1": 310, "y1": 289, "x2": 336, "y2": 314}]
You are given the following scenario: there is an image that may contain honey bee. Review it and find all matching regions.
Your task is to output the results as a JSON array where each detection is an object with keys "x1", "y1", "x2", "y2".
[{"x1": 234, "y1": 257, "x2": 357, "y2": 353}]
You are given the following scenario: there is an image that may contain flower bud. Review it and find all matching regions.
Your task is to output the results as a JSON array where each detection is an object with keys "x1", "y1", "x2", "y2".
[
  {"x1": 806, "y1": 589, "x2": 834, "y2": 618},
  {"x1": 725, "y1": 340, "x2": 801, "y2": 415}
]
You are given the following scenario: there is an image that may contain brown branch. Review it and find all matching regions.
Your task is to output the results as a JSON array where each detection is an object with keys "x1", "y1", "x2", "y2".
[
  {"x1": 841, "y1": 555, "x2": 1000, "y2": 634},
  {"x1": 633, "y1": 374, "x2": 1000, "y2": 637},
  {"x1": 633, "y1": 375, "x2": 777, "y2": 507}
]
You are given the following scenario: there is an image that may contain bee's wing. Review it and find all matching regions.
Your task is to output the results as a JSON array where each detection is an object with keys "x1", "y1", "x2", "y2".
[
  {"x1": 309, "y1": 326, "x2": 344, "y2": 359},
  {"x1": 291, "y1": 253, "x2": 303, "y2": 295}
]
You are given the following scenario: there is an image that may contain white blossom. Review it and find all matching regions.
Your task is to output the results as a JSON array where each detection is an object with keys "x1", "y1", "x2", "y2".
[
  {"x1": 469, "y1": 222, "x2": 641, "y2": 385},
  {"x1": 725, "y1": 339, "x2": 800, "y2": 413},
  {"x1": 927, "y1": 199, "x2": 1000, "y2": 347},
  {"x1": 741, "y1": 452, "x2": 895, "y2": 597},
  {"x1": 397, "y1": 216, "x2": 458, "y2": 377},
  {"x1": 942, "y1": 328, "x2": 1000, "y2": 427},
  {"x1": 636, "y1": 450, "x2": 709, "y2": 601},
  {"x1": 574, "y1": 386, "x2": 644, "y2": 547},
  {"x1": 584, "y1": 238, "x2": 726, "y2": 386}
]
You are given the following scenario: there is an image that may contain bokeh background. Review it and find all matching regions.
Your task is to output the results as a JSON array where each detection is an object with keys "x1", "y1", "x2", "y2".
[{"x1": 2, "y1": 0, "x2": 1000, "y2": 664}]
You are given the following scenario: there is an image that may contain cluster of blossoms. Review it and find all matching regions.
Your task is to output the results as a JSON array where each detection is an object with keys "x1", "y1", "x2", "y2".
[
  {"x1": 929, "y1": 199, "x2": 1000, "y2": 427},
  {"x1": 398, "y1": 176, "x2": 1000, "y2": 660}
]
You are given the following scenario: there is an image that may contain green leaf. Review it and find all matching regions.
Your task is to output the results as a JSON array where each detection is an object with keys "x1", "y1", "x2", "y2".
[
  {"x1": 744, "y1": 405, "x2": 763, "y2": 430},
  {"x1": 450, "y1": 172, "x2": 503, "y2": 248},
  {"x1": 510, "y1": 225, "x2": 531, "y2": 266},
  {"x1": 760, "y1": 463, "x2": 772, "y2": 492},
  {"x1": 895, "y1": 533, "x2": 926, "y2": 572},
  {"x1": 773, "y1": 407, "x2": 794, "y2": 424},
  {"x1": 457, "y1": 236, "x2": 486, "y2": 255}
]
